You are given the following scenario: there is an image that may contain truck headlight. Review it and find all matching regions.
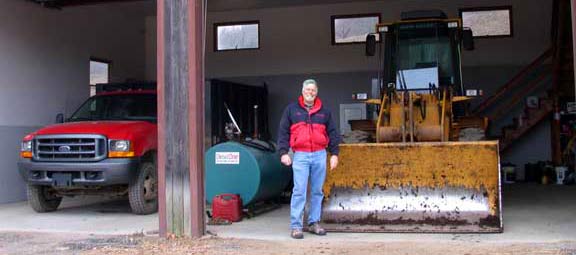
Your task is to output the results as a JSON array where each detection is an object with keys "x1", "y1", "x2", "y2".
[
  {"x1": 108, "y1": 140, "x2": 134, "y2": 158},
  {"x1": 20, "y1": 140, "x2": 32, "y2": 158}
]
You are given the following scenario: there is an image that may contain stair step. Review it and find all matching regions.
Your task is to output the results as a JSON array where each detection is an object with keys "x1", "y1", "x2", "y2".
[
  {"x1": 499, "y1": 103, "x2": 554, "y2": 152},
  {"x1": 524, "y1": 107, "x2": 541, "y2": 118}
]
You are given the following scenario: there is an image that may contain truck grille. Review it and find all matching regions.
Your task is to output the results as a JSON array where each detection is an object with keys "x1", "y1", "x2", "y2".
[{"x1": 34, "y1": 135, "x2": 107, "y2": 162}]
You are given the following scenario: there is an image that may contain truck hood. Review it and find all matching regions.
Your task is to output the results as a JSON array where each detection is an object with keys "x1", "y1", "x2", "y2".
[{"x1": 33, "y1": 121, "x2": 155, "y2": 139}]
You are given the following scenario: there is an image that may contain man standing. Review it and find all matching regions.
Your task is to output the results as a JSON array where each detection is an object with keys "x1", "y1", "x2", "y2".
[{"x1": 277, "y1": 79, "x2": 340, "y2": 239}]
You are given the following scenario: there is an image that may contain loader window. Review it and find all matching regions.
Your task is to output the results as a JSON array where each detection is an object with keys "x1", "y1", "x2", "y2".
[{"x1": 396, "y1": 22, "x2": 456, "y2": 88}]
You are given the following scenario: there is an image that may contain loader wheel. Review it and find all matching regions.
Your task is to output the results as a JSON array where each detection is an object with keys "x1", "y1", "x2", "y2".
[
  {"x1": 129, "y1": 161, "x2": 158, "y2": 215},
  {"x1": 27, "y1": 184, "x2": 62, "y2": 213}
]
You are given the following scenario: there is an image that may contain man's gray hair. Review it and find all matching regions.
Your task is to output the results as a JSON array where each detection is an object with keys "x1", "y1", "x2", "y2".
[{"x1": 302, "y1": 79, "x2": 318, "y2": 92}]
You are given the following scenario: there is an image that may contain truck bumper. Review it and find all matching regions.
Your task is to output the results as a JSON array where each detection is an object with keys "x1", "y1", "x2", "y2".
[{"x1": 18, "y1": 158, "x2": 140, "y2": 187}]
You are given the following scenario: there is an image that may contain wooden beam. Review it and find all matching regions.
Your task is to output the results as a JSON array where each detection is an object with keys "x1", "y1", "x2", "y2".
[
  {"x1": 157, "y1": 0, "x2": 166, "y2": 237},
  {"x1": 188, "y1": 0, "x2": 206, "y2": 236},
  {"x1": 157, "y1": 0, "x2": 205, "y2": 238}
]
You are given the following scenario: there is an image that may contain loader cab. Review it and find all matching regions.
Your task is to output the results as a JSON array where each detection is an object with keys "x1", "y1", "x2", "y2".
[{"x1": 368, "y1": 10, "x2": 473, "y2": 96}]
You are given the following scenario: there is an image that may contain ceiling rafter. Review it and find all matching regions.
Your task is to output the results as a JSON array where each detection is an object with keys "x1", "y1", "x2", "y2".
[{"x1": 29, "y1": 0, "x2": 150, "y2": 9}]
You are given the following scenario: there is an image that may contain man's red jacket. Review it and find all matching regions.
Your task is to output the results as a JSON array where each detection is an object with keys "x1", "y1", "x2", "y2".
[{"x1": 277, "y1": 96, "x2": 340, "y2": 156}]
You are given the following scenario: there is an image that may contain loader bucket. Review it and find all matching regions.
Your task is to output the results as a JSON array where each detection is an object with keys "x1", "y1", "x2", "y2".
[{"x1": 322, "y1": 141, "x2": 502, "y2": 233}]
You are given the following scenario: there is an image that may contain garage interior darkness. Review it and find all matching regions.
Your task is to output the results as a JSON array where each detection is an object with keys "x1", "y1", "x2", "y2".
[{"x1": 1, "y1": 0, "x2": 575, "y2": 240}]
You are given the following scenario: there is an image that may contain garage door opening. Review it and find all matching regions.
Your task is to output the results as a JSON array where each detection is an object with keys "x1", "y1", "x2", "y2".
[
  {"x1": 198, "y1": 0, "x2": 576, "y2": 241},
  {"x1": 0, "y1": 0, "x2": 158, "y2": 235}
]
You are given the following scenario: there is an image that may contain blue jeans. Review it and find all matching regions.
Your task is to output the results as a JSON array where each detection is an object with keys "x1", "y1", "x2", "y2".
[{"x1": 290, "y1": 150, "x2": 327, "y2": 230}]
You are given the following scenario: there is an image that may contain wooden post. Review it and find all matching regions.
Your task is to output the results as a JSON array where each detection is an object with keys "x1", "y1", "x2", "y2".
[
  {"x1": 551, "y1": 0, "x2": 569, "y2": 165},
  {"x1": 157, "y1": 0, "x2": 206, "y2": 238},
  {"x1": 572, "y1": 0, "x2": 576, "y2": 94}
]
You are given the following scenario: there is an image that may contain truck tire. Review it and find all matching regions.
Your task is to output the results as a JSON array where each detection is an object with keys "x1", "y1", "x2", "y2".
[
  {"x1": 129, "y1": 161, "x2": 158, "y2": 215},
  {"x1": 27, "y1": 184, "x2": 62, "y2": 212}
]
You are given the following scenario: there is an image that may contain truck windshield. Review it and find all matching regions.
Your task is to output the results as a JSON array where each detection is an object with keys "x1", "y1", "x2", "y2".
[
  {"x1": 396, "y1": 22, "x2": 456, "y2": 87},
  {"x1": 69, "y1": 94, "x2": 157, "y2": 122}
]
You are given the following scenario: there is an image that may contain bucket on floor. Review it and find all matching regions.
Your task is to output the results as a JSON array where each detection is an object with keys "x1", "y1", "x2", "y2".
[
  {"x1": 212, "y1": 194, "x2": 243, "y2": 222},
  {"x1": 555, "y1": 166, "x2": 568, "y2": 185}
]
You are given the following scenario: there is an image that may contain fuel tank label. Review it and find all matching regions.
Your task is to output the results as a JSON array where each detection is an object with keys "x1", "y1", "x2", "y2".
[{"x1": 215, "y1": 152, "x2": 240, "y2": 164}]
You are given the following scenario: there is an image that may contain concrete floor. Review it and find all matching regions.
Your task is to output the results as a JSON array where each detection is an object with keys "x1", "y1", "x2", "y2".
[
  {"x1": 0, "y1": 196, "x2": 157, "y2": 235},
  {"x1": 0, "y1": 184, "x2": 575, "y2": 243},
  {"x1": 211, "y1": 183, "x2": 576, "y2": 243}
]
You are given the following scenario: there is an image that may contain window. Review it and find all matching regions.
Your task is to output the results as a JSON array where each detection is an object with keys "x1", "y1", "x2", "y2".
[
  {"x1": 89, "y1": 58, "x2": 110, "y2": 96},
  {"x1": 460, "y1": 6, "x2": 513, "y2": 38},
  {"x1": 70, "y1": 94, "x2": 157, "y2": 122},
  {"x1": 331, "y1": 14, "x2": 380, "y2": 45},
  {"x1": 214, "y1": 21, "x2": 259, "y2": 51}
]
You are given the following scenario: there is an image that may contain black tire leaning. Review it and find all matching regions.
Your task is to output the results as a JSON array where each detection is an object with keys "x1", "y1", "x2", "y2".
[
  {"x1": 129, "y1": 161, "x2": 158, "y2": 215},
  {"x1": 27, "y1": 184, "x2": 62, "y2": 213}
]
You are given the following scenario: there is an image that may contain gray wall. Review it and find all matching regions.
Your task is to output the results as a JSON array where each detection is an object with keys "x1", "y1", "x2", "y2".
[
  {"x1": 144, "y1": 0, "x2": 552, "y2": 78},
  {"x1": 0, "y1": 0, "x2": 147, "y2": 203},
  {"x1": 150, "y1": 1, "x2": 554, "y2": 172},
  {"x1": 501, "y1": 119, "x2": 553, "y2": 173},
  {"x1": 206, "y1": 0, "x2": 551, "y2": 76},
  {"x1": 0, "y1": 127, "x2": 41, "y2": 203},
  {"x1": 222, "y1": 72, "x2": 375, "y2": 138}
]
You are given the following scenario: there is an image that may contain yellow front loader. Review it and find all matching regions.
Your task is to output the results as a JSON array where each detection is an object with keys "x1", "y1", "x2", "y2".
[{"x1": 321, "y1": 11, "x2": 502, "y2": 233}]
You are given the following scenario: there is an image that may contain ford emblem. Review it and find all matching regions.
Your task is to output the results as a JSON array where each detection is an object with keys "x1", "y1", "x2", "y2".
[{"x1": 58, "y1": 145, "x2": 71, "y2": 152}]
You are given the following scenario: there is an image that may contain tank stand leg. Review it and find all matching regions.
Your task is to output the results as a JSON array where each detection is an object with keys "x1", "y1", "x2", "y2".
[{"x1": 243, "y1": 201, "x2": 282, "y2": 219}]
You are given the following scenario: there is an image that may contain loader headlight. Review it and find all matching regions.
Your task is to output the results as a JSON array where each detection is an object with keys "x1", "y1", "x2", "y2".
[
  {"x1": 108, "y1": 140, "x2": 134, "y2": 158},
  {"x1": 20, "y1": 140, "x2": 33, "y2": 158}
]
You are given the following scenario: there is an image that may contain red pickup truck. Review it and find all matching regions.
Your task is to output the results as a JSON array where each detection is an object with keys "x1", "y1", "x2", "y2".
[{"x1": 18, "y1": 83, "x2": 158, "y2": 214}]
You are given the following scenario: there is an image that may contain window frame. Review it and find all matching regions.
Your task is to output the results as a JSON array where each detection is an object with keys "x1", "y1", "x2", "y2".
[
  {"x1": 331, "y1": 13, "x2": 381, "y2": 45},
  {"x1": 214, "y1": 20, "x2": 261, "y2": 52},
  {"x1": 459, "y1": 6, "x2": 513, "y2": 39},
  {"x1": 89, "y1": 57, "x2": 111, "y2": 96}
]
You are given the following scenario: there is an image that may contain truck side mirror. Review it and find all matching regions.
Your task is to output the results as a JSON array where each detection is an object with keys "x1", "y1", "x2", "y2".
[
  {"x1": 55, "y1": 113, "x2": 64, "y2": 124},
  {"x1": 366, "y1": 34, "x2": 377, "y2": 56},
  {"x1": 462, "y1": 28, "x2": 474, "y2": 51}
]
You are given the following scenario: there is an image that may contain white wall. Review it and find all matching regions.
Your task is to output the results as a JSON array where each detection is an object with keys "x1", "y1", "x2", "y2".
[{"x1": 0, "y1": 0, "x2": 147, "y2": 203}]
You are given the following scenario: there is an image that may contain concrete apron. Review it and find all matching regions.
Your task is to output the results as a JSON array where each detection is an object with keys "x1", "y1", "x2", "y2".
[
  {"x1": 209, "y1": 184, "x2": 576, "y2": 243},
  {"x1": 0, "y1": 184, "x2": 575, "y2": 244}
]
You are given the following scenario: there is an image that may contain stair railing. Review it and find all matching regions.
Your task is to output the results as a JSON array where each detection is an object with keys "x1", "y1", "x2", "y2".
[{"x1": 471, "y1": 48, "x2": 554, "y2": 117}]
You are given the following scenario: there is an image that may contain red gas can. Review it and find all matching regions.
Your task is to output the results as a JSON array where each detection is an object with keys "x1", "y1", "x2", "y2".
[{"x1": 212, "y1": 194, "x2": 243, "y2": 222}]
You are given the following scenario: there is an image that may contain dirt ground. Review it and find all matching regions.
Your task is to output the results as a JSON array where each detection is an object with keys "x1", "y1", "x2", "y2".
[{"x1": 1, "y1": 231, "x2": 576, "y2": 255}]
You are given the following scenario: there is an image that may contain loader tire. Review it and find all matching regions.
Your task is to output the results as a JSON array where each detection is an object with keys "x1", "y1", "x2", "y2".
[
  {"x1": 129, "y1": 161, "x2": 158, "y2": 215},
  {"x1": 27, "y1": 184, "x2": 62, "y2": 213}
]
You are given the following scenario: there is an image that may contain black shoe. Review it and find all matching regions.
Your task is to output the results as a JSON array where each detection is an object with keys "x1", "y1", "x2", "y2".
[
  {"x1": 291, "y1": 229, "x2": 304, "y2": 239},
  {"x1": 308, "y1": 222, "x2": 326, "y2": 236}
]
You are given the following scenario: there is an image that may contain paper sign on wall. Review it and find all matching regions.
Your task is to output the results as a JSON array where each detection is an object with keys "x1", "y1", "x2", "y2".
[
  {"x1": 567, "y1": 102, "x2": 576, "y2": 114},
  {"x1": 215, "y1": 152, "x2": 240, "y2": 164}
]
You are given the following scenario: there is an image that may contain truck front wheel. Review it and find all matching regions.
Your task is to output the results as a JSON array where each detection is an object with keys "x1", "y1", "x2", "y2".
[
  {"x1": 129, "y1": 161, "x2": 158, "y2": 215},
  {"x1": 27, "y1": 184, "x2": 62, "y2": 212}
]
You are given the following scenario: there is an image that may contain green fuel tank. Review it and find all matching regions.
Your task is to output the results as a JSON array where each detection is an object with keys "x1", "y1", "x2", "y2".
[{"x1": 205, "y1": 140, "x2": 292, "y2": 207}]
